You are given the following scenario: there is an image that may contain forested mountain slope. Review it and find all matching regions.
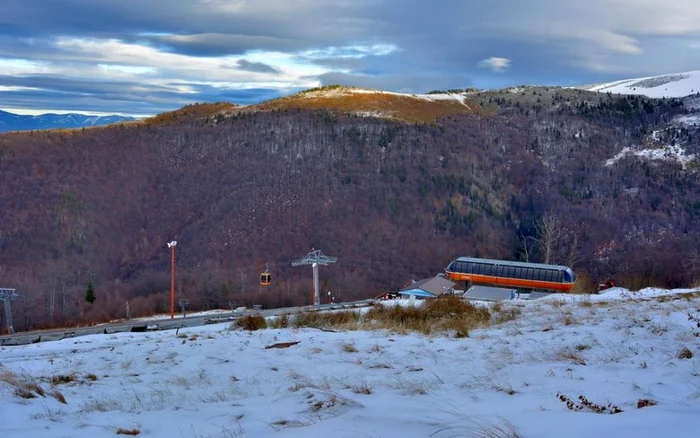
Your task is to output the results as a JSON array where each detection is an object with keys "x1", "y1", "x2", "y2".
[{"x1": 1, "y1": 86, "x2": 699, "y2": 330}]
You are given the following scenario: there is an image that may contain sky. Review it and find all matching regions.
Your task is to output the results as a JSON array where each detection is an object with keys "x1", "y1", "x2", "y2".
[
  {"x1": 1, "y1": 1, "x2": 700, "y2": 116},
  {"x1": 1, "y1": 286, "x2": 699, "y2": 437}
]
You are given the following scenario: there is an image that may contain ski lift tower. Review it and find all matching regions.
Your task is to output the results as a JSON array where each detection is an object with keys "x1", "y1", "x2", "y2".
[
  {"x1": 0, "y1": 288, "x2": 19, "y2": 335},
  {"x1": 292, "y1": 249, "x2": 337, "y2": 306}
]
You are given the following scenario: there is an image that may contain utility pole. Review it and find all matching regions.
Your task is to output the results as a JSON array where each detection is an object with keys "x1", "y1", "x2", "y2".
[
  {"x1": 292, "y1": 249, "x2": 337, "y2": 305},
  {"x1": 0, "y1": 288, "x2": 19, "y2": 335},
  {"x1": 167, "y1": 241, "x2": 177, "y2": 319}
]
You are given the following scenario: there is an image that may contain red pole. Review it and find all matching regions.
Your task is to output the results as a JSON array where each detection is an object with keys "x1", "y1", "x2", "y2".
[{"x1": 170, "y1": 244, "x2": 175, "y2": 319}]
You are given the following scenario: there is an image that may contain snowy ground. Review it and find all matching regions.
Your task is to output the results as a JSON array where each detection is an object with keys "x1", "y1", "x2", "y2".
[
  {"x1": 580, "y1": 70, "x2": 700, "y2": 98},
  {"x1": 1, "y1": 288, "x2": 699, "y2": 438}
]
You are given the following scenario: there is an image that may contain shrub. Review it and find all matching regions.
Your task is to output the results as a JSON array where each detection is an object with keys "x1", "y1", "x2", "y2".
[
  {"x1": 236, "y1": 314, "x2": 267, "y2": 331},
  {"x1": 292, "y1": 310, "x2": 360, "y2": 329},
  {"x1": 366, "y1": 295, "x2": 491, "y2": 336},
  {"x1": 50, "y1": 374, "x2": 76, "y2": 385}
]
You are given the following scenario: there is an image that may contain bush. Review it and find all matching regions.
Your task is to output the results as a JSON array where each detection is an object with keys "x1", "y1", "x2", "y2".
[
  {"x1": 292, "y1": 310, "x2": 361, "y2": 329},
  {"x1": 236, "y1": 314, "x2": 267, "y2": 331}
]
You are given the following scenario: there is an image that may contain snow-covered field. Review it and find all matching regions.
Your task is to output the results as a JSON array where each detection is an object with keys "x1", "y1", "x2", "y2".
[
  {"x1": 581, "y1": 71, "x2": 700, "y2": 99},
  {"x1": 1, "y1": 288, "x2": 699, "y2": 438}
]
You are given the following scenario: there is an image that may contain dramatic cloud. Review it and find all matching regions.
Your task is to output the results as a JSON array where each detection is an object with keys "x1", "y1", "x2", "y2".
[{"x1": 1, "y1": 0, "x2": 699, "y2": 115}]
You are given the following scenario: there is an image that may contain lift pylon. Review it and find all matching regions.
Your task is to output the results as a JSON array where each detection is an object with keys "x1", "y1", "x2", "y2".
[
  {"x1": 291, "y1": 249, "x2": 337, "y2": 305},
  {"x1": 0, "y1": 288, "x2": 19, "y2": 335}
]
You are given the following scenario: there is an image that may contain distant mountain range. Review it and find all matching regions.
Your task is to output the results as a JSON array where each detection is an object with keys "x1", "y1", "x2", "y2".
[
  {"x1": 0, "y1": 109, "x2": 135, "y2": 133},
  {"x1": 578, "y1": 70, "x2": 700, "y2": 99}
]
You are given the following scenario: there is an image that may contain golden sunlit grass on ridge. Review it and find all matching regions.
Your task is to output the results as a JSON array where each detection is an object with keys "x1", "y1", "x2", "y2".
[
  {"x1": 247, "y1": 86, "x2": 483, "y2": 123},
  {"x1": 142, "y1": 102, "x2": 239, "y2": 125}
]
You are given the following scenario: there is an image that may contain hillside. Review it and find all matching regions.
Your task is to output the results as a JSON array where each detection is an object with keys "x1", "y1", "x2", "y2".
[
  {"x1": 1, "y1": 84, "x2": 700, "y2": 331},
  {"x1": 239, "y1": 85, "x2": 483, "y2": 123},
  {"x1": 579, "y1": 70, "x2": 700, "y2": 99},
  {"x1": 1, "y1": 288, "x2": 698, "y2": 437},
  {"x1": 0, "y1": 110, "x2": 135, "y2": 133}
]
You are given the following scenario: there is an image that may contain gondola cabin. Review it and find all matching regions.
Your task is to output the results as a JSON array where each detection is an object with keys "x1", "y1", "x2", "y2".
[
  {"x1": 445, "y1": 257, "x2": 576, "y2": 293},
  {"x1": 260, "y1": 264, "x2": 271, "y2": 286}
]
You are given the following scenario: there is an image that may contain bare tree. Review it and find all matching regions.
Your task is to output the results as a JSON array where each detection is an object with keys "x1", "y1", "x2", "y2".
[
  {"x1": 534, "y1": 212, "x2": 565, "y2": 265},
  {"x1": 517, "y1": 231, "x2": 534, "y2": 262}
]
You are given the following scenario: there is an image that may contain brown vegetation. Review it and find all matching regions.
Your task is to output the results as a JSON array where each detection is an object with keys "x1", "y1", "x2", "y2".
[
  {"x1": 247, "y1": 86, "x2": 482, "y2": 123},
  {"x1": 290, "y1": 296, "x2": 491, "y2": 336},
  {"x1": 1, "y1": 86, "x2": 699, "y2": 331},
  {"x1": 235, "y1": 314, "x2": 267, "y2": 331}
]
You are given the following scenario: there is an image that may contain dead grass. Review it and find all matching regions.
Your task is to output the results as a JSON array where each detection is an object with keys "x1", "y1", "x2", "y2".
[
  {"x1": 341, "y1": 343, "x2": 359, "y2": 353},
  {"x1": 235, "y1": 314, "x2": 267, "y2": 331},
  {"x1": 292, "y1": 310, "x2": 361, "y2": 330},
  {"x1": 677, "y1": 346, "x2": 694, "y2": 359},
  {"x1": 492, "y1": 305, "x2": 522, "y2": 325},
  {"x1": 143, "y1": 102, "x2": 237, "y2": 125},
  {"x1": 557, "y1": 348, "x2": 587, "y2": 365},
  {"x1": 248, "y1": 87, "x2": 485, "y2": 123},
  {"x1": 50, "y1": 389, "x2": 67, "y2": 404},
  {"x1": 50, "y1": 374, "x2": 76, "y2": 385},
  {"x1": 1, "y1": 371, "x2": 46, "y2": 399},
  {"x1": 365, "y1": 296, "x2": 491, "y2": 336},
  {"x1": 291, "y1": 296, "x2": 490, "y2": 337},
  {"x1": 268, "y1": 313, "x2": 289, "y2": 329},
  {"x1": 637, "y1": 398, "x2": 658, "y2": 409},
  {"x1": 348, "y1": 382, "x2": 373, "y2": 395}
]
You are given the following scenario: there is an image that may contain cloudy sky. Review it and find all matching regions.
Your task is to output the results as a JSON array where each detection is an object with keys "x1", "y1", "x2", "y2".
[{"x1": 1, "y1": 0, "x2": 700, "y2": 116}]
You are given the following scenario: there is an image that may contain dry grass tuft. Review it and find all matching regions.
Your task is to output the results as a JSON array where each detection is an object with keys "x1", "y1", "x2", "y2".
[
  {"x1": 116, "y1": 427, "x2": 141, "y2": 435},
  {"x1": 268, "y1": 313, "x2": 289, "y2": 329},
  {"x1": 677, "y1": 346, "x2": 693, "y2": 359},
  {"x1": 349, "y1": 382, "x2": 373, "y2": 395},
  {"x1": 557, "y1": 348, "x2": 587, "y2": 365},
  {"x1": 637, "y1": 398, "x2": 658, "y2": 409},
  {"x1": 432, "y1": 411, "x2": 522, "y2": 438},
  {"x1": 50, "y1": 389, "x2": 67, "y2": 404},
  {"x1": 50, "y1": 374, "x2": 76, "y2": 385},
  {"x1": 288, "y1": 296, "x2": 490, "y2": 337},
  {"x1": 236, "y1": 314, "x2": 267, "y2": 331},
  {"x1": 365, "y1": 295, "x2": 491, "y2": 336},
  {"x1": 492, "y1": 305, "x2": 522, "y2": 325},
  {"x1": 560, "y1": 312, "x2": 577, "y2": 326},
  {"x1": 6, "y1": 372, "x2": 47, "y2": 399},
  {"x1": 341, "y1": 343, "x2": 359, "y2": 353},
  {"x1": 292, "y1": 310, "x2": 360, "y2": 329}
]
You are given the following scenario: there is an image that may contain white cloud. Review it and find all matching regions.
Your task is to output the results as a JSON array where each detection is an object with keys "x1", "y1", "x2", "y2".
[
  {"x1": 477, "y1": 57, "x2": 511, "y2": 73},
  {"x1": 299, "y1": 43, "x2": 398, "y2": 59}
]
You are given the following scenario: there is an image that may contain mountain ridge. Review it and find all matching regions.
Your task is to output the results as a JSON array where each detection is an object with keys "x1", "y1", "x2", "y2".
[{"x1": 0, "y1": 109, "x2": 136, "y2": 133}]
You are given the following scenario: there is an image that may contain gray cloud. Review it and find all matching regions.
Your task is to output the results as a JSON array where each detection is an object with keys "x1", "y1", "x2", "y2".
[
  {"x1": 1, "y1": 0, "x2": 699, "y2": 115},
  {"x1": 236, "y1": 60, "x2": 280, "y2": 74}
]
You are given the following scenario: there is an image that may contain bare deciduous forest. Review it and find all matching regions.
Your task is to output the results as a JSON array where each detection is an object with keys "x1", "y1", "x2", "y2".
[{"x1": 1, "y1": 86, "x2": 699, "y2": 332}]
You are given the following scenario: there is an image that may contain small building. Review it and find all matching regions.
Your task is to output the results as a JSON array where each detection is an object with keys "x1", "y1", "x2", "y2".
[{"x1": 399, "y1": 276, "x2": 456, "y2": 298}]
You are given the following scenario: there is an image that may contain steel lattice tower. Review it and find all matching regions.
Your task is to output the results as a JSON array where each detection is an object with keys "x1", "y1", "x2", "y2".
[{"x1": 292, "y1": 249, "x2": 337, "y2": 305}]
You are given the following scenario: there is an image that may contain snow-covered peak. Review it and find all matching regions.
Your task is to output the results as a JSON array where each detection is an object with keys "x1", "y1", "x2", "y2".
[{"x1": 580, "y1": 71, "x2": 700, "y2": 99}]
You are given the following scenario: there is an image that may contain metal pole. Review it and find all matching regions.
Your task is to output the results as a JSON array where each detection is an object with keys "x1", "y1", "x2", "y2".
[
  {"x1": 312, "y1": 262, "x2": 319, "y2": 305},
  {"x1": 170, "y1": 244, "x2": 175, "y2": 319},
  {"x1": 3, "y1": 300, "x2": 14, "y2": 334},
  {"x1": 167, "y1": 241, "x2": 177, "y2": 319}
]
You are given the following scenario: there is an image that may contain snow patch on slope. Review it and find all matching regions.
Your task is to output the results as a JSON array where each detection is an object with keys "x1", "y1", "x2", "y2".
[{"x1": 581, "y1": 71, "x2": 700, "y2": 98}]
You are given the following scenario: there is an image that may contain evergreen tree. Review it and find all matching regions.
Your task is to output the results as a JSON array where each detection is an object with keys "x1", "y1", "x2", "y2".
[{"x1": 85, "y1": 281, "x2": 96, "y2": 304}]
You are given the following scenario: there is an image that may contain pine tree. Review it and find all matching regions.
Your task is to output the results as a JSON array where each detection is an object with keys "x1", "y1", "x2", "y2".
[{"x1": 85, "y1": 281, "x2": 96, "y2": 304}]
